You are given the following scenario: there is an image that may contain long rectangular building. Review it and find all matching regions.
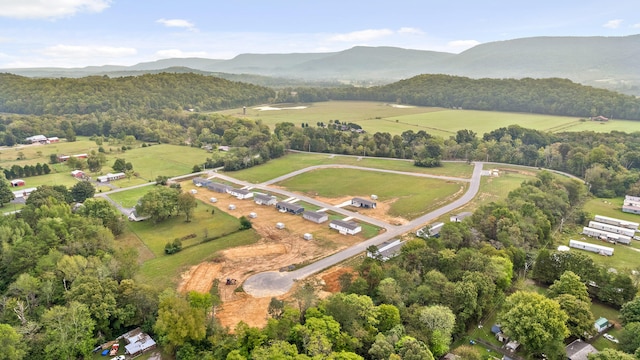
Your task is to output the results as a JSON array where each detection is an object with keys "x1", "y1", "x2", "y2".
[
  {"x1": 593, "y1": 215, "x2": 639, "y2": 231},
  {"x1": 582, "y1": 227, "x2": 631, "y2": 244},
  {"x1": 588, "y1": 221, "x2": 636, "y2": 237},
  {"x1": 569, "y1": 239, "x2": 614, "y2": 256}
]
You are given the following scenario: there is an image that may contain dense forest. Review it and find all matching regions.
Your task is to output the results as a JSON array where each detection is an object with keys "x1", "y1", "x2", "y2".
[
  {"x1": 0, "y1": 73, "x2": 275, "y2": 115},
  {"x1": 2, "y1": 72, "x2": 640, "y2": 359},
  {"x1": 277, "y1": 75, "x2": 640, "y2": 120}
]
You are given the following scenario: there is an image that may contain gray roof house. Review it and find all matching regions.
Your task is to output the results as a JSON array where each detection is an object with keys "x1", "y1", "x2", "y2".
[
  {"x1": 229, "y1": 188, "x2": 253, "y2": 199},
  {"x1": 254, "y1": 193, "x2": 277, "y2": 206},
  {"x1": 192, "y1": 177, "x2": 211, "y2": 187},
  {"x1": 329, "y1": 219, "x2": 362, "y2": 235},
  {"x1": 367, "y1": 239, "x2": 404, "y2": 261},
  {"x1": 351, "y1": 197, "x2": 376, "y2": 208},
  {"x1": 565, "y1": 339, "x2": 598, "y2": 360},
  {"x1": 276, "y1": 201, "x2": 304, "y2": 214},
  {"x1": 206, "y1": 182, "x2": 232, "y2": 193},
  {"x1": 302, "y1": 211, "x2": 329, "y2": 224},
  {"x1": 120, "y1": 327, "x2": 157, "y2": 357}
]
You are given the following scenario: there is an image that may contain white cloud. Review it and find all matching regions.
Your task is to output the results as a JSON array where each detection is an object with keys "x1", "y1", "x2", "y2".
[
  {"x1": 603, "y1": 19, "x2": 623, "y2": 29},
  {"x1": 156, "y1": 18, "x2": 196, "y2": 31},
  {"x1": 328, "y1": 29, "x2": 394, "y2": 42},
  {"x1": 155, "y1": 49, "x2": 208, "y2": 58},
  {"x1": 398, "y1": 27, "x2": 424, "y2": 35},
  {"x1": 0, "y1": 0, "x2": 110, "y2": 19},
  {"x1": 42, "y1": 45, "x2": 137, "y2": 58},
  {"x1": 632, "y1": 23, "x2": 640, "y2": 28}
]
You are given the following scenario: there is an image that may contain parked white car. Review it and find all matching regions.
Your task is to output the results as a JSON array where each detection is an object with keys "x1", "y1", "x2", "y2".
[
  {"x1": 603, "y1": 333, "x2": 619, "y2": 343},
  {"x1": 112, "y1": 355, "x2": 126, "y2": 360}
]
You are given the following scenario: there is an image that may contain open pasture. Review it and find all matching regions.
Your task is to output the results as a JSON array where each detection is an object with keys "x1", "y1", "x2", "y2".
[
  {"x1": 275, "y1": 168, "x2": 465, "y2": 220},
  {"x1": 106, "y1": 186, "x2": 155, "y2": 208},
  {"x1": 218, "y1": 101, "x2": 640, "y2": 137},
  {"x1": 226, "y1": 152, "x2": 474, "y2": 184}
]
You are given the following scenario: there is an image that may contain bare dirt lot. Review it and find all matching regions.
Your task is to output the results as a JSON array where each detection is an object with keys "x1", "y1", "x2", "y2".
[{"x1": 176, "y1": 181, "x2": 377, "y2": 329}]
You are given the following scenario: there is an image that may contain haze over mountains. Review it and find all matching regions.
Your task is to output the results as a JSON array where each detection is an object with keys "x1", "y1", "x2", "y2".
[{"x1": 3, "y1": 35, "x2": 639, "y2": 95}]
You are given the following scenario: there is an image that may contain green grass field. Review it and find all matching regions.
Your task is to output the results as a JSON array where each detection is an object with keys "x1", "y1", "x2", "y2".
[
  {"x1": 275, "y1": 168, "x2": 464, "y2": 220},
  {"x1": 226, "y1": 152, "x2": 474, "y2": 183},
  {"x1": 106, "y1": 186, "x2": 155, "y2": 208},
  {"x1": 217, "y1": 101, "x2": 640, "y2": 137}
]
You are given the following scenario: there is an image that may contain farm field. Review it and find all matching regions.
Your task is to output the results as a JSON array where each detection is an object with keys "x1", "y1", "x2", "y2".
[
  {"x1": 274, "y1": 167, "x2": 465, "y2": 221},
  {"x1": 216, "y1": 101, "x2": 640, "y2": 136},
  {"x1": 227, "y1": 151, "x2": 474, "y2": 184}
]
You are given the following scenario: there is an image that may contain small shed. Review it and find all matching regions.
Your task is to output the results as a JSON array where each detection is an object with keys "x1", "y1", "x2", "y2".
[
  {"x1": 228, "y1": 204, "x2": 236, "y2": 210},
  {"x1": 303, "y1": 233, "x2": 313, "y2": 240},
  {"x1": 209, "y1": 197, "x2": 217, "y2": 203},
  {"x1": 249, "y1": 212, "x2": 257, "y2": 219},
  {"x1": 276, "y1": 222, "x2": 285, "y2": 229},
  {"x1": 190, "y1": 189, "x2": 197, "y2": 194},
  {"x1": 371, "y1": 194, "x2": 378, "y2": 200},
  {"x1": 594, "y1": 317, "x2": 609, "y2": 332}
]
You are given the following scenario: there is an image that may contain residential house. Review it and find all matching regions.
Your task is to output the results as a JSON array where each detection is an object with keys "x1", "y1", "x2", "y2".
[
  {"x1": 276, "y1": 201, "x2": 304, "y2": 214},
  {"x1": 47, "y1": 137, "x2": 59, "y2": 143},
  {"x1": 128, "y1": 210, "x2": 149, "y2": 222},
  {"x1": 622, "y1": 195, "x2": 640, "y2": 214},
  {"x1": 96, "y1": 172, "x2": 125, "y2": 183},
  {"x1": 71, "y1": 170, "x2": 85, "y2": 178},
  {"x1": 12, "y1": 187, "x2": 37, "y2": 199},
  {"x1": 329, "y1": 219, "x2": 361, "y2": 235},
  {"x1": 229, "y1": 188, "x2": 253, "y2": 199},
  {"x1": 192, "y1": 177, "x2": 211, "y2": 187},
  {"x1": 302, "y1": 211, "x2": 328, "y2": 224},
  {"x1": 25, "y1": 135, "x2": 47, "y2": 144},
  {"x1": 582, "y1": 227, "x2": 631, "y2": 244},
  {"x1": 351, "y1": 197, "x2": 376, "y2": 208},
  {"x1": 119, "y1": 328, "x2": 157, "y2": 357},
  {"x1": 594, "y1": 214, "x2": 639, "y2": 230},
  {"x1": 367, "y1": 239, "x2": 404, "y2": 261},
  {"x1": 254, "y1": 193, "x2": 277, "y2": 206},
  {"x1": 566, "y1": 339, "x2": 598, "y2": 360},
  {"x1": 588, "y1": 221, "x2": 635, "y2": 237},
  {"x1": 206, "y1": 182, "x2": 231, "y2": 193}
]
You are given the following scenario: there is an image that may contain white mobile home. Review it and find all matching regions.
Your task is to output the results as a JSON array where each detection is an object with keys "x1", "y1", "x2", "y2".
[
  {"x1": 569, "y1": 239, "x2": 614, "y2": 256},
  {"x1": 368, "y1": 239, "x2": 404, "y2": 261},
  {"x1": 302, "y1": 211, "x2": 329, "y2": 224},
  {"x1": 622, "y1": 195, "x2": 640, "y2": 214},
  {"x1": 588, "y1": 221, "x2": 636, "y2": 237},
  {"x1": 254, "y1": 193, "x2": 277, "y2": 206},
  {"x1": 582, "y1": 227, "x2": 631, "y2": 244},
  {"x1": 593, "y1": 215, "x2": 639, "y2": 231},
  {"x1": 329, "y1": 219, "x2": 361, "y2": 235},
  {"x1": 228, "y1": 188, "x2": 253, "y2": 200}
]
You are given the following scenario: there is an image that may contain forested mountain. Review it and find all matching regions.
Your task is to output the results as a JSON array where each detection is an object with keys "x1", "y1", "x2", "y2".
[
  {"x1": 3, "y1": 35, "x2": 639, "y2": 94},
  {"x1": 0, "y1": 72, "x2": 275, "y2": 115},
  {"x1": 283, "y1": 75, "x2": 640, "y2": 120},
  {"x1": 3, "y1": 72, "x2": 639, "y2": 120}
]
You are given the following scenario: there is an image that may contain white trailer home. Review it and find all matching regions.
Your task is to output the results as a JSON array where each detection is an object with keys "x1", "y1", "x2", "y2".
[
  {"x1": 594, "y1": 215, "x2": 639, "y2": 231},
  {"x1": 582, "y1": 227, "x2": 631, "y2": 244},
  {"x1": 329, "y1": 219, "x2": 361, "y2": 235},
  {"x1": 228, "y1": 188, "x2": 253, "y2": 200},
  {"x1": 569, "y1": 239, "x2": 614, "y2": 256},
  {"x1": 588, "y1": 221, "x2": 636, "y2": 237}
]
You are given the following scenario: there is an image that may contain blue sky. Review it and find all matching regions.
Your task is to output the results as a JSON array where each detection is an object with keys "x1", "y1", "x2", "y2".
[{"x1": 1, "y1": 0, "x2": 639, "y2": 68}]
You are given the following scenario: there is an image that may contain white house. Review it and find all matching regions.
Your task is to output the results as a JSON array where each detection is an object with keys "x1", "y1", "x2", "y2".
[
  {"x1": 254, "y1": 193, "x2": 277, "y2": 206},
  {"x1": 12, "y1": 187, "x2": 37, "y2": 199},
  {"x1": 96, "y1": 172, "x2": 125, "y2": 183},
  {"x1": 302, "y1": 211, "x2": 329, "y2": 224},
  {"x1": 594, "y1": 317, "x2": 609, "y2": 332},
  {"x1": 569, "y1": 239, "x2": 614, "y2": 256},
  {"x1": 25, "y1": 135, "x2": 47, "y2": 143},
  {"x1": 367, "y1": 239, "x2": 404, "y2": 261},
  {"x1": 228, "y1": 188, "x2": 253, "y2": 199},
  {"x1": 120, "y1": 328, "x2": 157, "y2": 357},
  {"x1": 329, "y1": 219, "x2": 361, "y2": 235},
  {"x1": 351, "y1": 197, "x2": 376, "y2": 208},
  {"x1": 622, "y1": 195, "x2": 640, "y2": 214},
  {"x1": 416, "y1": 222, "x2": 444, "y2": 238}
]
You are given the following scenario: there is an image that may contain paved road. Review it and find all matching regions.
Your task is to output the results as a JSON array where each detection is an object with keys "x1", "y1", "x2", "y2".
[{"x1": 242, "y1": 161, "x2": 484, "y2": 297}]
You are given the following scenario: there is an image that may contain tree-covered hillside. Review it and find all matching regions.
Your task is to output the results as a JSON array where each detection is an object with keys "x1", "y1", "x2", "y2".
[
  {"x1": 281, "y1": 75, "x2": 640, "y2": 120},
  {"x1": 0, "y1": 72, "x2": 275, "y2": 115}
]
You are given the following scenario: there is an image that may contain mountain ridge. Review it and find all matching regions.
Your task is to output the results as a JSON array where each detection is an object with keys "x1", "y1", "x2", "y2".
[{"x1": 3, "y1": 34, "x2": 639, "y2": 94}]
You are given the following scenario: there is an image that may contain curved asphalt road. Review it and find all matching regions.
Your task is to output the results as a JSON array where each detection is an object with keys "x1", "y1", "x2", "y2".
[{"x1": 242, "y1": 161, "x2": 484, "y2": 297}]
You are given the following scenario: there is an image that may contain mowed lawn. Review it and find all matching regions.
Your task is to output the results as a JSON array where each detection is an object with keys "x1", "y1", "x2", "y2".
[
  {"x1": 215, "y1": 101, "x2": 640, "y2": 137},
  {"x1": 226, "y1": 152, "x2": 474, "y2": 183},
  {"x1": 130, "y1": 201, "x2": 260, "y2": 285},
  {"x1": 106, "y1": 186, "x2": 155, "y2": 208},
  {"x1": 276, "y1": 168, "x2": 464, "y2": 220}
]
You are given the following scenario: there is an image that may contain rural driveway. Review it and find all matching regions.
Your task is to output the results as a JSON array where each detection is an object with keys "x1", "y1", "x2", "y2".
[{"x1": 242, "y1": 161, "x2": 484, "y2": 297}]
